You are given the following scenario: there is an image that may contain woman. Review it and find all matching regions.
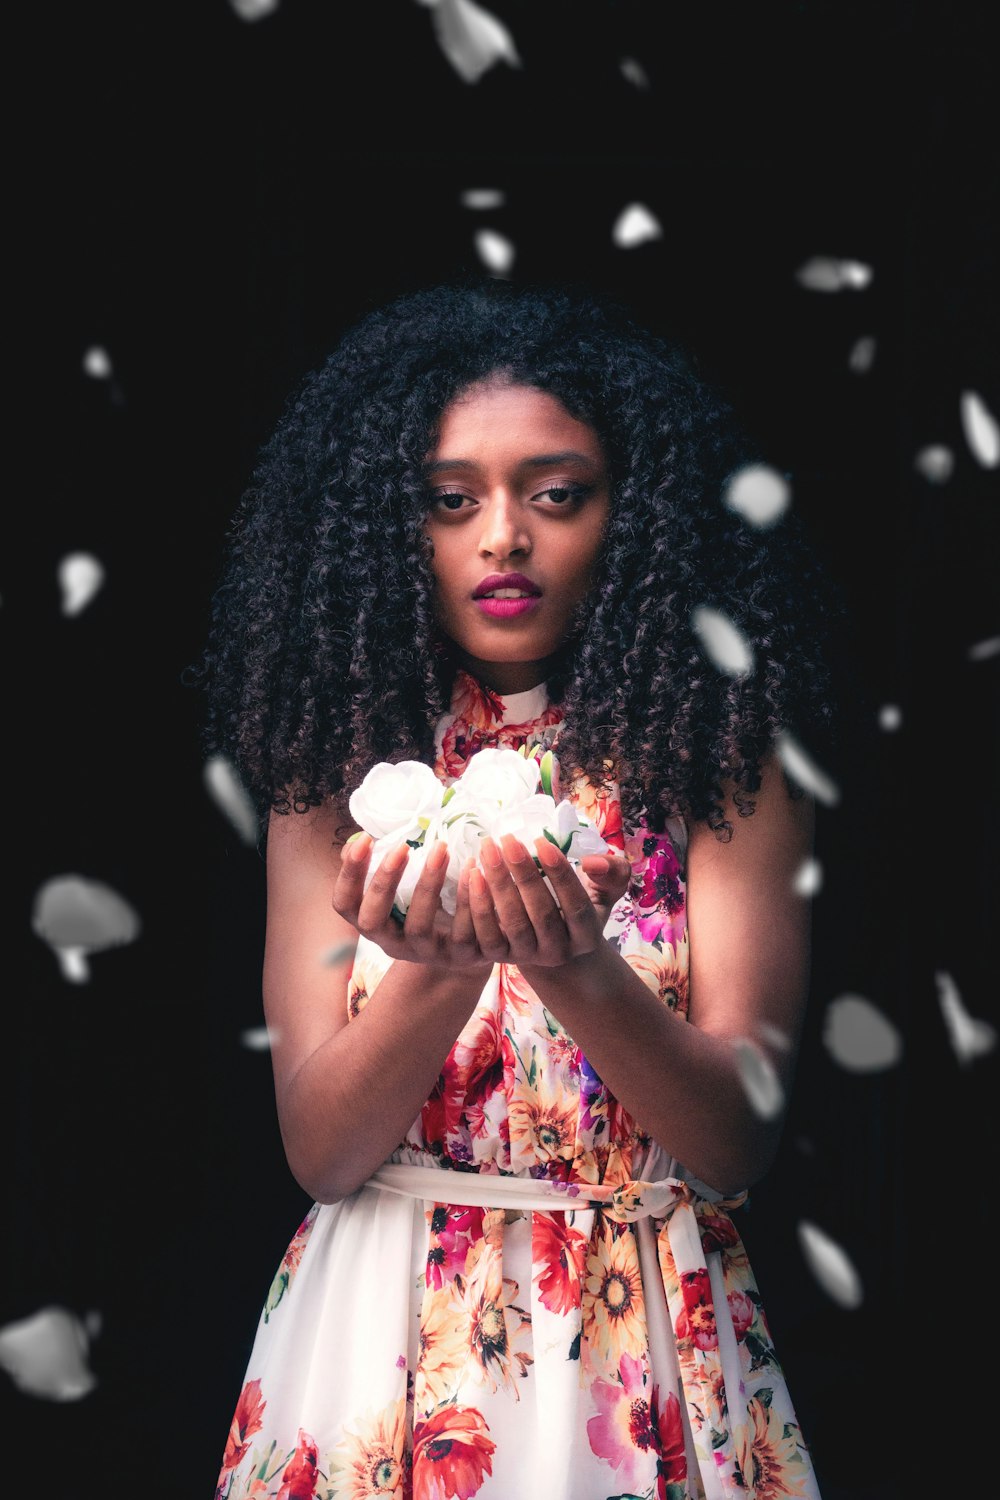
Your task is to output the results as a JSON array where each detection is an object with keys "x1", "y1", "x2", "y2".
[{"x1": 195, "y1": 275, "x2": 844, "y2": 1498}]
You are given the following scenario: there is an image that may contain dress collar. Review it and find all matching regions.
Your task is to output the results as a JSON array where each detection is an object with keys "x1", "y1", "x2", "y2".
[{"x1": 448, "y1": 668, "x2": 551, "y2": 728}]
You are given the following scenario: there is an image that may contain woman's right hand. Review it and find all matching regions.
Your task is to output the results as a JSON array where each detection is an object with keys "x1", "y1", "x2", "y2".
[{"x1": 332, "y1": 835, "x2": 493, "y2": 973}]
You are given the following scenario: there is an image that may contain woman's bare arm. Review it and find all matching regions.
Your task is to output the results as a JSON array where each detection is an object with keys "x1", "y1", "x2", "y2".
[
  {"x1": 262, "y1": 800, "x2": 488, "y2": 1204},
  {"x1": 515, "y1": 750, "x2": 816, "y2": 1194}
]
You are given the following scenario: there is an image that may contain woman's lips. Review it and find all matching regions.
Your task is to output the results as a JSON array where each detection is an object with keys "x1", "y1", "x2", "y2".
[{"x1": 474, "y1": 595, "x2": 542, "y2": 618}]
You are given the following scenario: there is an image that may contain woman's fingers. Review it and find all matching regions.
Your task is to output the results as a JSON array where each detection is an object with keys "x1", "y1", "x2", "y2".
[
  {"x1": 581, "y1": 851, "x2": 632, "y2": 901},
  {"x1": 449, "y1": 857, "x2": 486, "y2": 963},
  {"x1": 401, "y1": 838, "x2": 449, "y2": 940},
  {"x1": 532, "y1": 837, "x2": 601, "y2": 956},
  {"x1": 335, "y1": 830, "x2": 620, "y2": 969},
  {"x1": 333, "y1": 832, "x2": 373, "y2": 922},
  {"x1": 468, "y1": 846, "x2": 515, "y2": 962},
  {"x1": 355, "y1": 840, "x2": 411, "y2": 933}
]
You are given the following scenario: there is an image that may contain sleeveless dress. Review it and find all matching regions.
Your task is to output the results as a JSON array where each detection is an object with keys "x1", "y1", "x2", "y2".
[{"x1": 215, "y1": 670, "x2": 822, "y2": 1500}]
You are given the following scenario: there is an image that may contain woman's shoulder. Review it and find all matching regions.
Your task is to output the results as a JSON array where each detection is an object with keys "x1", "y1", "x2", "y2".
[
  {"x1": 265, "y1": 790, "x2": 361, "y2": 873},
  {"x1": 684, "y1": 748, "x2": 815, "y2": 864}
]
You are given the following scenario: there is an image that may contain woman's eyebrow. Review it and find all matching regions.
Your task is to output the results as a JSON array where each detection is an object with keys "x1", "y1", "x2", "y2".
[{"x1": 424, "y1": 450, "x2": 599, "y2": 475}]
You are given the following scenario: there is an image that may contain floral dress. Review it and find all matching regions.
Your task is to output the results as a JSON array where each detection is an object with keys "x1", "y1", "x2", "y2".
[{"x1": 215, "y1": 671, "x2": 821, "y2": 1500}]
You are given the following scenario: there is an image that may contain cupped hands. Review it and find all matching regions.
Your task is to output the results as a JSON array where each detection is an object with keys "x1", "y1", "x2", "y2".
[{"x1": 332, "y1": 832, "x2": 632, "y2": 972}]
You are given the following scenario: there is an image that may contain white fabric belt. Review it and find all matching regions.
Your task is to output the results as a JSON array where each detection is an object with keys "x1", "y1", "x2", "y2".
[{"x1": 368, "y1": 1160, "x2": 732, "y2": 1220}]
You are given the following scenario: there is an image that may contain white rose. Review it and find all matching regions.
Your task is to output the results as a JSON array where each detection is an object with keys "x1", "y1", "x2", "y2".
[
  {"x1": 348, "y1": 760, "x2": 443, "y2": 842},
  {"x1": 486, "y1": 792, "x2": 560, "y2": 849},
  {"x1": 448, "y1": 746, "x2": 541, "y2": 816},
  {"x1": 434, "y1": 809, "x2": 490, "y2": 916},
  {"x1": 554, "y1": 804, "x2": 611, "y2": 864}
]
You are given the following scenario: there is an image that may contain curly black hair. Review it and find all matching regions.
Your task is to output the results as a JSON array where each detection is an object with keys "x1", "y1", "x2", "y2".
[{"x1": 187, "y1": 273, "x2": 850, "y2": 845}]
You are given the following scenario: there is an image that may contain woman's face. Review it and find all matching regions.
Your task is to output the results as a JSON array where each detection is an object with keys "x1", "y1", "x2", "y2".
[{"x1": 423, "y1": 379, "x2": 611, "y2": 694}]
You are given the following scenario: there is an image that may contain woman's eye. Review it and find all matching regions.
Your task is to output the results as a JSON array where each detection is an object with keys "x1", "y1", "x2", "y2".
[
  {"x1": 537, "y1": 485, "x2": 589, "y2": 505},
  {"x1": 429, "y1": 484, "x2": 591, "y2": 512}
]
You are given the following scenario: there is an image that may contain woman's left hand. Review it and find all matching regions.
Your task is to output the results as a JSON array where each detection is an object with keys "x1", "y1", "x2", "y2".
[{"x1": 467, "y1": 834, "x2": 632, "y2": 967}]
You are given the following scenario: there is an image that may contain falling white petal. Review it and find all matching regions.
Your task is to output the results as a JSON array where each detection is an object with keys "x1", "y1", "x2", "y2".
[
  {"x1": 0, "y1": 1306, "x2": 98, "y2": 1401},
  {"x1": 460, "y1": 188, "x2": 505, "y2": 209},
  {"x1": 959, "y1": 389, "x2": 1000, "y2": 467},
  {"x1": 611, "y1": 202, "x2": 662, "y2": 249},
  {"x1": 795, "y1": 255, "x2": 873, "y2": 292},
  {"x1": 203, "y1": 755, "x2": 259, "y2": 846},
  {"x1": 757, "y1": 1021, "x2": 792, "y2": 1051},
  {"x1": 823, "y1": 993, "x2": 902, "y2": 1071},
  {"x1": 878, "y1": 703, "x2": 902, "y2": 731},
  {"x1": 322, "y1": 940, "x2": 358, "y2": 968},
  {"x1": 733, "y1": 1038, "x2": 785, "y2": 1119},
  {"x1": 936, "y1": 970, "x2": 997, "y2": 1065},
  {"x1": 913, "y1": 444, "x2": 954, "y2": 483},
  {"x1": 619, "y1": 56, "x2": 650, "y2": 88},
  {"x1": 792, "y1": 856, "x2": 823, "y2": 896},
  {"x1": 690, "y1": 604, "x2": 755, "y2": 677},
  {"x1": 82, "y1": 345, "x2": 112, "y2": 379},
  {"x1": 58, "y1": 552, "x2": 105, "y2": 617},
  {"x1": 474, "y1": 228, "x2": 515, "y2": 275},
  {"x1": 229, "y1": 0, "x2": 280, "y2": 21},
  {"x1": 968, "y1": 635, "x2": 1000, "y2": 661},
  {"x1": 423, "y1": 0, "x2": 522, "y2": 85},
  {"x1": 797, "y1": 1221, "x2": 864, "y2": 1309},
  {"x1": 83, "y1": 1310, "x2": 102, "y2": 1339},
  {"x1": 31, "y1": 875, "x2": 141, "y2": 983},
  {"x1": 841, "y1": 259, "x2": 874, "y2": 289},
  {"x1": 722, "y1": 463, "x2": 790, "y2": 527},
  {"x1": 241, "y1": 1025, "x2": 278, "y2": 1051},
  {"x1": 774, "y1": 731, "x2": 841, "y2": 806},
  {"x1": 848, "y1": 335, "x2": 876, "y2": 373}
]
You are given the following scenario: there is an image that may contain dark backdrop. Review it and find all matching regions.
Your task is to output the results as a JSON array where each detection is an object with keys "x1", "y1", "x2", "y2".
[{"x1": 5, "y1": 4, "x2": 997, "y2": 1498}]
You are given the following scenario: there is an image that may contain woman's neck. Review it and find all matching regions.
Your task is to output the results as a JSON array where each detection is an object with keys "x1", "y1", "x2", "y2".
[{"x1": 443, "y1": 648, "x2": 564, "y2": 696}]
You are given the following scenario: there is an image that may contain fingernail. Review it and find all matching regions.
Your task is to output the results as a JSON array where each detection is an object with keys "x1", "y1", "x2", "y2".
[
  {"x1": 349, "y1": 834, "x2": 371, "y2": 862},
  {"x1": 389, "y1": 842, "x2": 409, "y2": 869},
  {"x1": 428, "y1": 840, "x2": 448, "y2": 871},
  {"x1": 534, "y1": 837, "x2": 560, "y2": 867},
  {"x1": 501, "y1": 834, "x2": 527, "y2": 863},
  {"x1": 481, "y1": 838, "x2": 502, "y2": 869}
]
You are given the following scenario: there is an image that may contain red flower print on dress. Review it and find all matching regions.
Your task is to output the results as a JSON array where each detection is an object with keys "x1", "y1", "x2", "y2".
[
  {"x1": 412, "y1": 1403, "x2": 496, "y2": 1500},
  {"x1": 532, "y1": 1211, "x2": 588, "y2": 1315},
  {"x1": 651, "y1": 1384, "x2": 687, "y2": 1495},
  {"x1": 698, "y1": 1210, "x2": 740, "y2": 1254},
  {"x1": 676, "y1": 1266, "x2": 719, "y2": 1352},
  {"x1": 438, "y1": 1008, "x2": 503, "y2": 1144},
  {"x1": 420, "y1": 1087, "x2": 448, "y2": 1154},
  {"x1": 276, "y1": 1429, "x2": 320, "y2": 1499},
  {"x1": 219, "y1": 1376, "x2": 266, "y2": 1473}
]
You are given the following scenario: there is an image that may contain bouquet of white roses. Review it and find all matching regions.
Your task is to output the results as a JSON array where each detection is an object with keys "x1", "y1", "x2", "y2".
[{"x1": 346, "y1": 746, "x2": 610, "y2": 921}]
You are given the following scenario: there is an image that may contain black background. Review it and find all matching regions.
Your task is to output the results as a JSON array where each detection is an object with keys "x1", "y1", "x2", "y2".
[{"x1": 5, "y1": 3, "x2": 998, "y2": 1497}]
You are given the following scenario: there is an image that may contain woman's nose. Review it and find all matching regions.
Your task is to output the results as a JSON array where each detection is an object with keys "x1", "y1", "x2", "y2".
[{"x1": 477, "y1": 494, "x2": 531, "y2": 558}]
